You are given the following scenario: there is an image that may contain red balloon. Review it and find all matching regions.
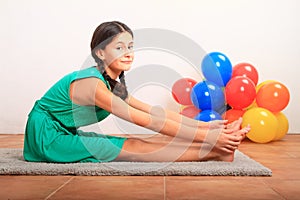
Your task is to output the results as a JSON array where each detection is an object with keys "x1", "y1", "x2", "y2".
[
  {"x1": 180, "y1": 105, "x2": 201, "y2": 118},
  {"x1": 256, "y1": 81, "x2": 290, "y2": 113},
  {"x1": 172, "y1": 78, "x2": 197, "y2": 105},
  {"x1": 232, "y1": 63, "x2": 259, "y2": 85},
  {"x1": 222, "y1": 109, "x2": 245, "y2": 124},
  {"x1": 225, "y1": 76, "x2": 256, "y2": 109}
]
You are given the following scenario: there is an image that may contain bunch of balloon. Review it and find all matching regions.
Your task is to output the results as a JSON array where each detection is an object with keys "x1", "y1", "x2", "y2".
[
  {"x1": 190, "y1": 52, "x2": 231, "y2": 122},
  {"x1": 241, "y1": 80, "x2": 290, "y2": 143},
  {"x1": 223, "y1": 62, "x2": 290, "y2": 143},
  {"x1": 171, "y1": 78, "x2": 201, "y2": 119},
  {"x1": 172, "y1": 52, "x2": 290, "y2": 144}
]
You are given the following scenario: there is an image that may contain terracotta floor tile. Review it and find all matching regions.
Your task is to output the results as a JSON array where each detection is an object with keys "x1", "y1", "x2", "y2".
[
  {"x1": 264, "y1": 180, "x2": 300, "y2": 200},
  {"x1": 0, "y1": 134, "x2": 300, "y2": 199},
  {"x1": 166, "y1": 179, "x2": 284, "y2": 200},
  {"x1": 0, "y1": 134, "x2": 24, "y2": 148},
  {"x1": 269, "y1": 167, "x2": 300, "y2": 180},
  {"x1": 0, "y1": 176, "x2": 72, "y2": 200},
  {"x1": 49, "y1": 176, "x2": 164, "y2": 200},
  {"x1": 287, "y1": 152, "x2": 300, "y2": 158},
  {"x1": 166, "y1": 176, "x2": 266, "y2": 182}
]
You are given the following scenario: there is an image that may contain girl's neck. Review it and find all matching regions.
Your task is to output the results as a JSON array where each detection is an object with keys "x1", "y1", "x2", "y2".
[
  {"x1": 98, "y1": 65, "x2": 121, "y2": 80},
  {"x1": 106, "y1": 67, "x2": 121, "y2": 80}
]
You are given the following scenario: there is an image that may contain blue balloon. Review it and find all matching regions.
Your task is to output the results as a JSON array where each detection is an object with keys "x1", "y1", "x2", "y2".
[
  {"x1": 190, "y1": 81, "x2": 225, "y2": 111},
  {"x1": 201, "y1": 52, "x2": 232, "y2": 87},
  {"x1": 194, "y1": 110, "x2": 222, "y2": 122}
]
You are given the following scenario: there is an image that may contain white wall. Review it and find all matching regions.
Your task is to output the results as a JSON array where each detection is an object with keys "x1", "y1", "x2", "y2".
[{"x1": 0, "y1": 0, "x2": 299, "y2": 134}]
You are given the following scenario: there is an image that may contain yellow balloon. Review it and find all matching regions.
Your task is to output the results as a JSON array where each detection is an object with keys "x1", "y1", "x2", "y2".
[
  {"x1": 242, "y1": 107, "x2": 278, "y2": 143},
  {"x1": 273, "y1": 112, "x2": 289, "y2": 141}
]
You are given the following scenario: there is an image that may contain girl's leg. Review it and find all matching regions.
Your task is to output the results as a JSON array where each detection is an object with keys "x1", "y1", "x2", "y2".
[
  {"x1": 115, "y1": 121, "x2": 249, "y2": 162},
  {"x1": 115, "y1": 137, "x2": 233, "y2": 162}
]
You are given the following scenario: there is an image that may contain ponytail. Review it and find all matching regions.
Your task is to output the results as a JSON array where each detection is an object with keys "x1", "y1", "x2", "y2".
[{"x1": 98, "y1": 66, "x2": 128, "y2": 100}]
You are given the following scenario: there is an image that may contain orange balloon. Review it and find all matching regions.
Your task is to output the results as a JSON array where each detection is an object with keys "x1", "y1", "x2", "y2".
[
  {"x1": 245, "y1": 80, "x2": 274, "y2": 110},
  {"x1": 222, "y1": 109, "x2": 245, "y2": 124},
  {"x1": 256, "y1": 81, "x2": 290, "y2": 113},
  {"x1": 273, "y1": 112, "x2": 289, "y2": 141},
  {"x1": 256, "y1": 80, "x2": 275, "y2": 92}
]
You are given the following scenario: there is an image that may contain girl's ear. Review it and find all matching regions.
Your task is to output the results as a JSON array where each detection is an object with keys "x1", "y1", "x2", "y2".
[{"x1": 95, "y1": 49, "x2": 105, "y2": 60}]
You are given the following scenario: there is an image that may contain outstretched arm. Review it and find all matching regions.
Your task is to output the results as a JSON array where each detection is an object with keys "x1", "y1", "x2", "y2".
[
  {"x1": 125, "y1": 95, "x2": 228, "y2": 130},
  {"x1": 93, "y1": 82, "x2": 208, "y2": 143},
  {"x1": 70, "y1": 78, "x2": 246, "y2": 153}
]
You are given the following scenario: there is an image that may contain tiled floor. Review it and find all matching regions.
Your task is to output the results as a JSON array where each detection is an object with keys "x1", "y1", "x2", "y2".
[{"x1": 0, "y1": 134, "x2": 299, "y2": 200}]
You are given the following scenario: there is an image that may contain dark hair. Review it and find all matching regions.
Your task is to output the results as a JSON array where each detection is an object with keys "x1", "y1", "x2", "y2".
[{"x1": 90, "y1": 21, "x2": 133, "y2": 100}]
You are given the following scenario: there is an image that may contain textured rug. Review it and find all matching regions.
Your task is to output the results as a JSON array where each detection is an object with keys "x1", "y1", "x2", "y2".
[{"x1": 0, "y1": 149, "x2": 271, "y2": 176}]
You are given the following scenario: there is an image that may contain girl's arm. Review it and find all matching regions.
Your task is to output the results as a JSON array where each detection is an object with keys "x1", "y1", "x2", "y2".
[
  {"x1": 70, "y1": 78, "x2": 243, "y2": 153},
  {"x1": 93, "y1": 82, "x2": 207, "y2": 142},
  {"x1": 125, "y1": 95, "x2": 227, "y2": 130}
]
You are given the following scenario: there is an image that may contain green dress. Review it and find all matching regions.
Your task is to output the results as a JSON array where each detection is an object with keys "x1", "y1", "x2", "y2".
[{"x1": 23, "y1": 66, "x2": 127, "y2": 163}]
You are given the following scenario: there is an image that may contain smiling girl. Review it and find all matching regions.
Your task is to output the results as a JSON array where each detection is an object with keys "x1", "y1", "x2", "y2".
[{"x1": 23, "y1": 21, "x2": 250, "y2": 163}]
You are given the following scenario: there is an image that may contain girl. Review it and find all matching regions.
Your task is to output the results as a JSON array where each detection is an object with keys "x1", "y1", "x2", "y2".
[{"x1": 23, "y1": 21, "x2": 250, "y2": 163}]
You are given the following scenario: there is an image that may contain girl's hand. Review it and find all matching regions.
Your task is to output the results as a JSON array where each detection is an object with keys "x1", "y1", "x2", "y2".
[
  {"x1": 216, "y1": 132, "x2": 242, "y2": 153},
  {"x1": 205, "y1": 126, "x2": 250, "y2": 153},
  {"x1": 204, "y1": 128, "x2": 240, "y2": 153}
]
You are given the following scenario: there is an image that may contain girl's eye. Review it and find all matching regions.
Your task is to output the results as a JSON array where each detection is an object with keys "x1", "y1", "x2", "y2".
[
  {"x1": 128, "y1": 45, "x2": 134, "y2": 50},
  {"x1": 116, "y1": 47, "x2": 123, "y2": 50}
]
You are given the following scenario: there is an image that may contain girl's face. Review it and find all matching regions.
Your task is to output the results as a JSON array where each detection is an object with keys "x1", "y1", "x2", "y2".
[{"x1": 99, "y1": 31, "x2": 134, "y2": 72}]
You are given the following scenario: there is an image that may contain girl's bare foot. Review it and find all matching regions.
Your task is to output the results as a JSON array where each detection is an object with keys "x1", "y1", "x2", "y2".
[
  {"x1": 214, "y1": 150, "x2": 235, "y2": 162},
  {"x1": 220, "y1": 152, "x2": 235, "y2": 162},
  {"x1": 217, "y1": 126, "x2": 251, "y2": 162},
  {"x1": 223, "y1": 126, "x2": 251, "y2": 162}
]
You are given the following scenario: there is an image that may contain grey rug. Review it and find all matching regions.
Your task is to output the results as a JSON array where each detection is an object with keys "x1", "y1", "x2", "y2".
[{"x1": 0, "y1": 149, "x2": 271, "y2": 176}]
